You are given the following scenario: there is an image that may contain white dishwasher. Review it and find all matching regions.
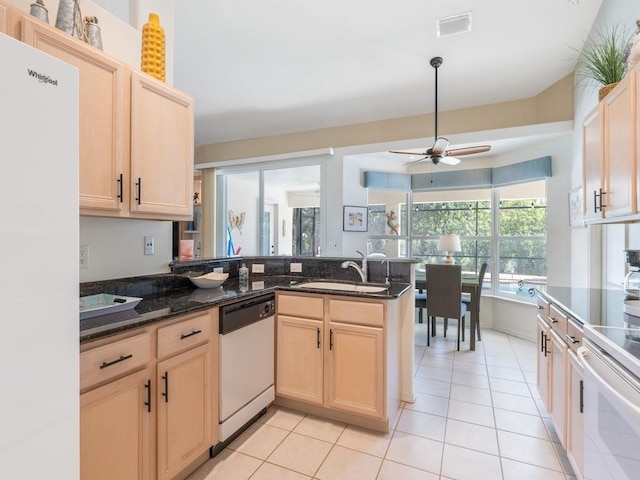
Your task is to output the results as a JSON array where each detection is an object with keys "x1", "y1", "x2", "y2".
[{"x1": 218, "y1": 293, "x2": 276, "y2": 442}]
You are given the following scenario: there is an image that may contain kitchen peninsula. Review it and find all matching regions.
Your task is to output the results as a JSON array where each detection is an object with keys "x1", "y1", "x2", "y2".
[{"x1": 79, "y1": 256, "x2": 414, "y2": 480}]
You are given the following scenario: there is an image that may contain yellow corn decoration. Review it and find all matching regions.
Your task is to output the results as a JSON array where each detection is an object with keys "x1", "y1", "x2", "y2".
[{"x1": 141, "y1": 13, "x2": 165, "y2": 81}]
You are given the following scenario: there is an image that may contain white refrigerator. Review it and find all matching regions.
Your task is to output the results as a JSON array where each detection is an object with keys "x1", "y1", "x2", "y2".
[{"x1": 0, "y1": 32, "x2": 79, "y2": 479}]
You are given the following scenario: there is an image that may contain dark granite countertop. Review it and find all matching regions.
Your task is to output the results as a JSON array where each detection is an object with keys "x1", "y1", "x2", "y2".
[
  {"x1": 537, "y1": 286, "x2": 629, "y2": 329},
  {"x1": 80, "y1": 275, "x2": 411, "y2": 344}
]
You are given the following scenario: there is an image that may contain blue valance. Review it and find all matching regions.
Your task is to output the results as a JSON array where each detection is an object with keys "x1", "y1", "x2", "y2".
[{"x1": 364, "y1": 156, "x2": 552, "y2": 191}]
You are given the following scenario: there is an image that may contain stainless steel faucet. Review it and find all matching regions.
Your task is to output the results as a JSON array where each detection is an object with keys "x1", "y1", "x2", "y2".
[
  {"x1": 381, "y1": 258, "x2": 390, "y2": 285},
  {"x1": 341, "y1": 250, "x2": 368, "y2": 282}
]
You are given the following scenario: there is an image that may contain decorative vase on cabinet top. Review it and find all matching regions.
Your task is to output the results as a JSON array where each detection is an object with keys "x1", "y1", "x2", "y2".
[{"x1": 141, "y1": 13, "x2": 166, "y2": 82}]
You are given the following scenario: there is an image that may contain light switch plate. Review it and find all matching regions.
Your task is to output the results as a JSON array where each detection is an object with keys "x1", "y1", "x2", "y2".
[
  {"x1": 252, "y1": 263, "x2": 265, "y2": 273},
  {"x1": 290, "y1": 262, "x2": 302, "y2": 273}
]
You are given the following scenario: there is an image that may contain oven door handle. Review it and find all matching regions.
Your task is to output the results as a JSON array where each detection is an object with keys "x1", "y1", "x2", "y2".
[{"x1": 578, "y1": 346, "x2": 640, "y2": 423}]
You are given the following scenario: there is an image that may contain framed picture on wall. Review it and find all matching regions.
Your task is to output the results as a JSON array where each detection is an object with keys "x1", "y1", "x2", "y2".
[
  {"x1": 569, "y1": 187, "x2": 585, "y2": 228},
  {"x1": 343, "y1": 205, "x2": 368, "y2": 232}
]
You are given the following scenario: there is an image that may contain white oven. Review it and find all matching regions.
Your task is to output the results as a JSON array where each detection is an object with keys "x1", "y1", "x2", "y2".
[{"x1": 579, "y1": 325, "x2": 640, "y2": 480}]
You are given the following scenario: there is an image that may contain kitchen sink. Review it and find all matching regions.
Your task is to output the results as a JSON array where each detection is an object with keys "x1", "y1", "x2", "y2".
[{"x1": 291, "y1": 281, "x2": 389, "y2": 293}]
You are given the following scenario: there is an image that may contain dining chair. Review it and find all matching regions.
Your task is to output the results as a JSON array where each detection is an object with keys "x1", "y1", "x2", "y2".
[
  {"x1": 462, "y1": 262, "x2": 487, "y2": 341},
  {"x1": 415, "y1": 290, "x2": 427, "y2": 323},
  {"x1": 425, "y1": 264, "x2": 467, "y2": 350}
]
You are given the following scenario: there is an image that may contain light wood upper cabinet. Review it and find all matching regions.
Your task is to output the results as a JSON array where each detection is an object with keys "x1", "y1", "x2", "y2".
[
  {"x1": 130, "y1": 71, "x2": 194, "y2": 218},
  {"x1": 21, "y1": 15, "x2": 127, "y2": 213},
  {"x1": 80, "y1": 368, "x2": 153, "y2": 480},
  {"x1": 602, "y1": 74, "x2": 636, "y2": 217},
  {"x1": 582, "y1": 104, "x2": 604, "y2": 220},
  {"x1": 583, "y1": 67, "x2": 639, "y2": 222},
  {"x1": 0, "y1": 1, "x2": 8, "y2": 35},
  {"x1": 20, "y1": 15, "x2": 194, "y2": 221}
]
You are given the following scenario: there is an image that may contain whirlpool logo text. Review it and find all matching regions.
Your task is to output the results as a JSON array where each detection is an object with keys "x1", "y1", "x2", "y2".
[{"x1": 27, "y1": 69, "x2": 58, "y2": 86}]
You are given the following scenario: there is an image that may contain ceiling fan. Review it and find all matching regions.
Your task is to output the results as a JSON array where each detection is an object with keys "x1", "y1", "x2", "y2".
[{"x1": 390, "y1": 56, "x2": 491, "y2": 166}]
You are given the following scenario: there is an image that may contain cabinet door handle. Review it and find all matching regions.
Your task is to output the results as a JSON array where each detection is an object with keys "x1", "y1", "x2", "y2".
[
  {"x1": 566, "y1": 334, "x2": 580, "y2": 345},
  {"x1": 540, "y1": 330, "x2": 545, "y2": 353},
  {"x1": 317, "y1": 327, "x2": 320, "y2": 349},
  {"x1": 537, "y1": 305, "x2": 543, "y2": 310},
  {"x1": 162, "y1": 372, "x2": 169, "y2": 403},
  {"x1": 99, "y1": 353, "x2": 133, "y2": 369},
  {"x1": 144, "y1": 379, "x2": 152, "y2": 413},
  {"x1": 580, "y1": 379, "x2": 584, "y2": 413},
  {"x1": 180, "y1": 329, "x2": 202, "y2": 340},
  {"x1": 549, "y1": 317, "x2": 558, "y2": 324},
  {"x1": 542, "y1": 333, "x2": 549, "y2": 357},
  {"x1": 329, "y1": 329, "x2": 333, "y2": 350},
  {"x1": 135, "y1": 177, "x2": 142, "y2": 205},
  {"x1": 593, "y1": 189, "x2": 598, "y2": 213},
  {"x1": 117, "y1": 173, "x2": 123, "y2": 202}
]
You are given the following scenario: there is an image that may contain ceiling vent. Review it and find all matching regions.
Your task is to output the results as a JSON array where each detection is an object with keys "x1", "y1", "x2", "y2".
[{"x1": 436, "y1": 12, "x2": 472, "y2": 38}]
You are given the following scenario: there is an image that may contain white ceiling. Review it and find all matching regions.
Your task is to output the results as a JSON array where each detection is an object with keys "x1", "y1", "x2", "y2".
[{"x1": 171, "y1": 0, "x2": 603, "y2": 147}]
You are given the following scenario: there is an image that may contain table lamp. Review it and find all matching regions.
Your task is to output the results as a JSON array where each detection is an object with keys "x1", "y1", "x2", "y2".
[{"x1": 438, "y1": 234, "x2": 461, "y2": 264}]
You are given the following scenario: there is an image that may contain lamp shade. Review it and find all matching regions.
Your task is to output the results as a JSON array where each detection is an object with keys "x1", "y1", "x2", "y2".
[{"x1": 438, "y1": 234, "x2": 461, "y2": 252}]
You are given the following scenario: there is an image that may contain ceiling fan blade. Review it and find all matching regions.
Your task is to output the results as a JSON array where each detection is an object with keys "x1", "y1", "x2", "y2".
[
  {"x1": 431, "y1": 137, "x2": 449, "y2": 155},
  {"x1": 403, "y1": 156, "x2": 429, "y2": 166},
  {"x1": 389, "y1": 149, "x2": 428, "y2": 156},
  {"x1": 439, "y1": 156, "x2": 461, "y2": 166},
  {"x1": 445, "y1": 145, "x2": 491, "y2": 156}
]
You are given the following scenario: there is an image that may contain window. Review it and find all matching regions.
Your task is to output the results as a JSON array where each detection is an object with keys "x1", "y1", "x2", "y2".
[
  {"x1": 496, "y1": 181, "x2": 547, "y2": 297},
  {"x1": 411, "y1": 189, "x2": 492, "y2": 290},
  {"x1": 366, "y1": 190, "x2": 409, "y2": 258},
  {"x1": 369, "y1": 180, "x2": 547, "y2": 299},
  {"x1": 292, "y1": 207, "x2": 320, "y2": 256}
]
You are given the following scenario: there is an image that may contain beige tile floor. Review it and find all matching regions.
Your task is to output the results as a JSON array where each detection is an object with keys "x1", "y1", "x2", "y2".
[{"x1": 187, "y1": 322, "x2": 577, "y2": 480}]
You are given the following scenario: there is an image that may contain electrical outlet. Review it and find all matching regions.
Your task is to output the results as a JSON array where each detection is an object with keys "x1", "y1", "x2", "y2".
[
  {"x1": 213, "y1": 267, "x2": 224, "y2": 273},
  {"x1": 290, "y1": 262, "x2": 302, "y2": 273},
  {"x1": 144, "y1": 236, "x2": 155, "y2": 255},
  {"x1": 79, "y1": 245, "x2": 89, "y2": 269},
  {"x1": 252, "y1": 263, "x2": 264, "y2": 273}
]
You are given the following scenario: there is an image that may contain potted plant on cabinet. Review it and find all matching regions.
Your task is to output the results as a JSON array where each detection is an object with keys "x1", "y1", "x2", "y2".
[{"x1": 574, "y1": 23, "x2": 632, "y2": 101}]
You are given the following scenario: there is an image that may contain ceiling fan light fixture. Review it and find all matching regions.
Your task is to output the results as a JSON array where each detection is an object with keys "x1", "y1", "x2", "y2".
[{"x1": 436, "y1": 12, "x2": 472, "y2": 38}]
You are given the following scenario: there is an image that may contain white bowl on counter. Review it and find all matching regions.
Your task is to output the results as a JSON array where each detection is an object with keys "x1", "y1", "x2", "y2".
[{"x1": 189, "y1": 271, "x2": 229, "y2": 289}]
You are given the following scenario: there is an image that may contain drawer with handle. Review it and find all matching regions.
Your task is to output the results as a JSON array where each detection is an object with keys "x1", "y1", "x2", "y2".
[
  {"x1": 548, "y1": 304, "x2": 568, "y2": 337},
  {"x1": 157, "y1": 312, "x2": 212, "y2": 359},
  {"x1": 80, "y1": 331, "x2": 151, "y2": 391},
  {"x1": 565, "y1": 318, "x2": 583, "y2": 353}
]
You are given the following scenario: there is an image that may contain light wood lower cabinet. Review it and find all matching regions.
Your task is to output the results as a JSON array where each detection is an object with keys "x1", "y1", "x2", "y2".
[
  {"x1": 276, "y1": 315, "x2": 324, "y2": 404},
  {"x1": 80, "y1": 310, "x2": 217, "y2": 480},
  {"x1": 549, "y1": 328, "x2": 567, "y2": 446},
  {"x1": 536, "y1": 315, "x2": 550, "y2": 405},
  {"x1": 80, "y1": 369, "x2": 153, "y2": 480},
  {"x1": 157, "y1": 343, "x2": 212, "y2": 480},
  {"x1": 276, "y1": 292, "x2": 393, "y2": 425},
  {"x1": 326, "y1": 321, "x2": 384, "y2": 418},
  {"x1": 567, "y1": 350, "x2": 584, "y2": 479},
  {"x1": 535, "y1": 295, "x2": 584, "y2": 479}
]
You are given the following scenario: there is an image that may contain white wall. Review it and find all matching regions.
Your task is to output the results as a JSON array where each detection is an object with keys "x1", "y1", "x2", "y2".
[
  {"x1": 226, "y1": 175, "x2": 260, "y2": 255},
  {"x1": 79, "y1": 217, "x2": 173, "y2": 281}
]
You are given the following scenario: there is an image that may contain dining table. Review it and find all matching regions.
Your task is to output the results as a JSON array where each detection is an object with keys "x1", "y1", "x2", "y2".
[{"x1": 415, "y1": 269, "x2": 481, "y2": 351}]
